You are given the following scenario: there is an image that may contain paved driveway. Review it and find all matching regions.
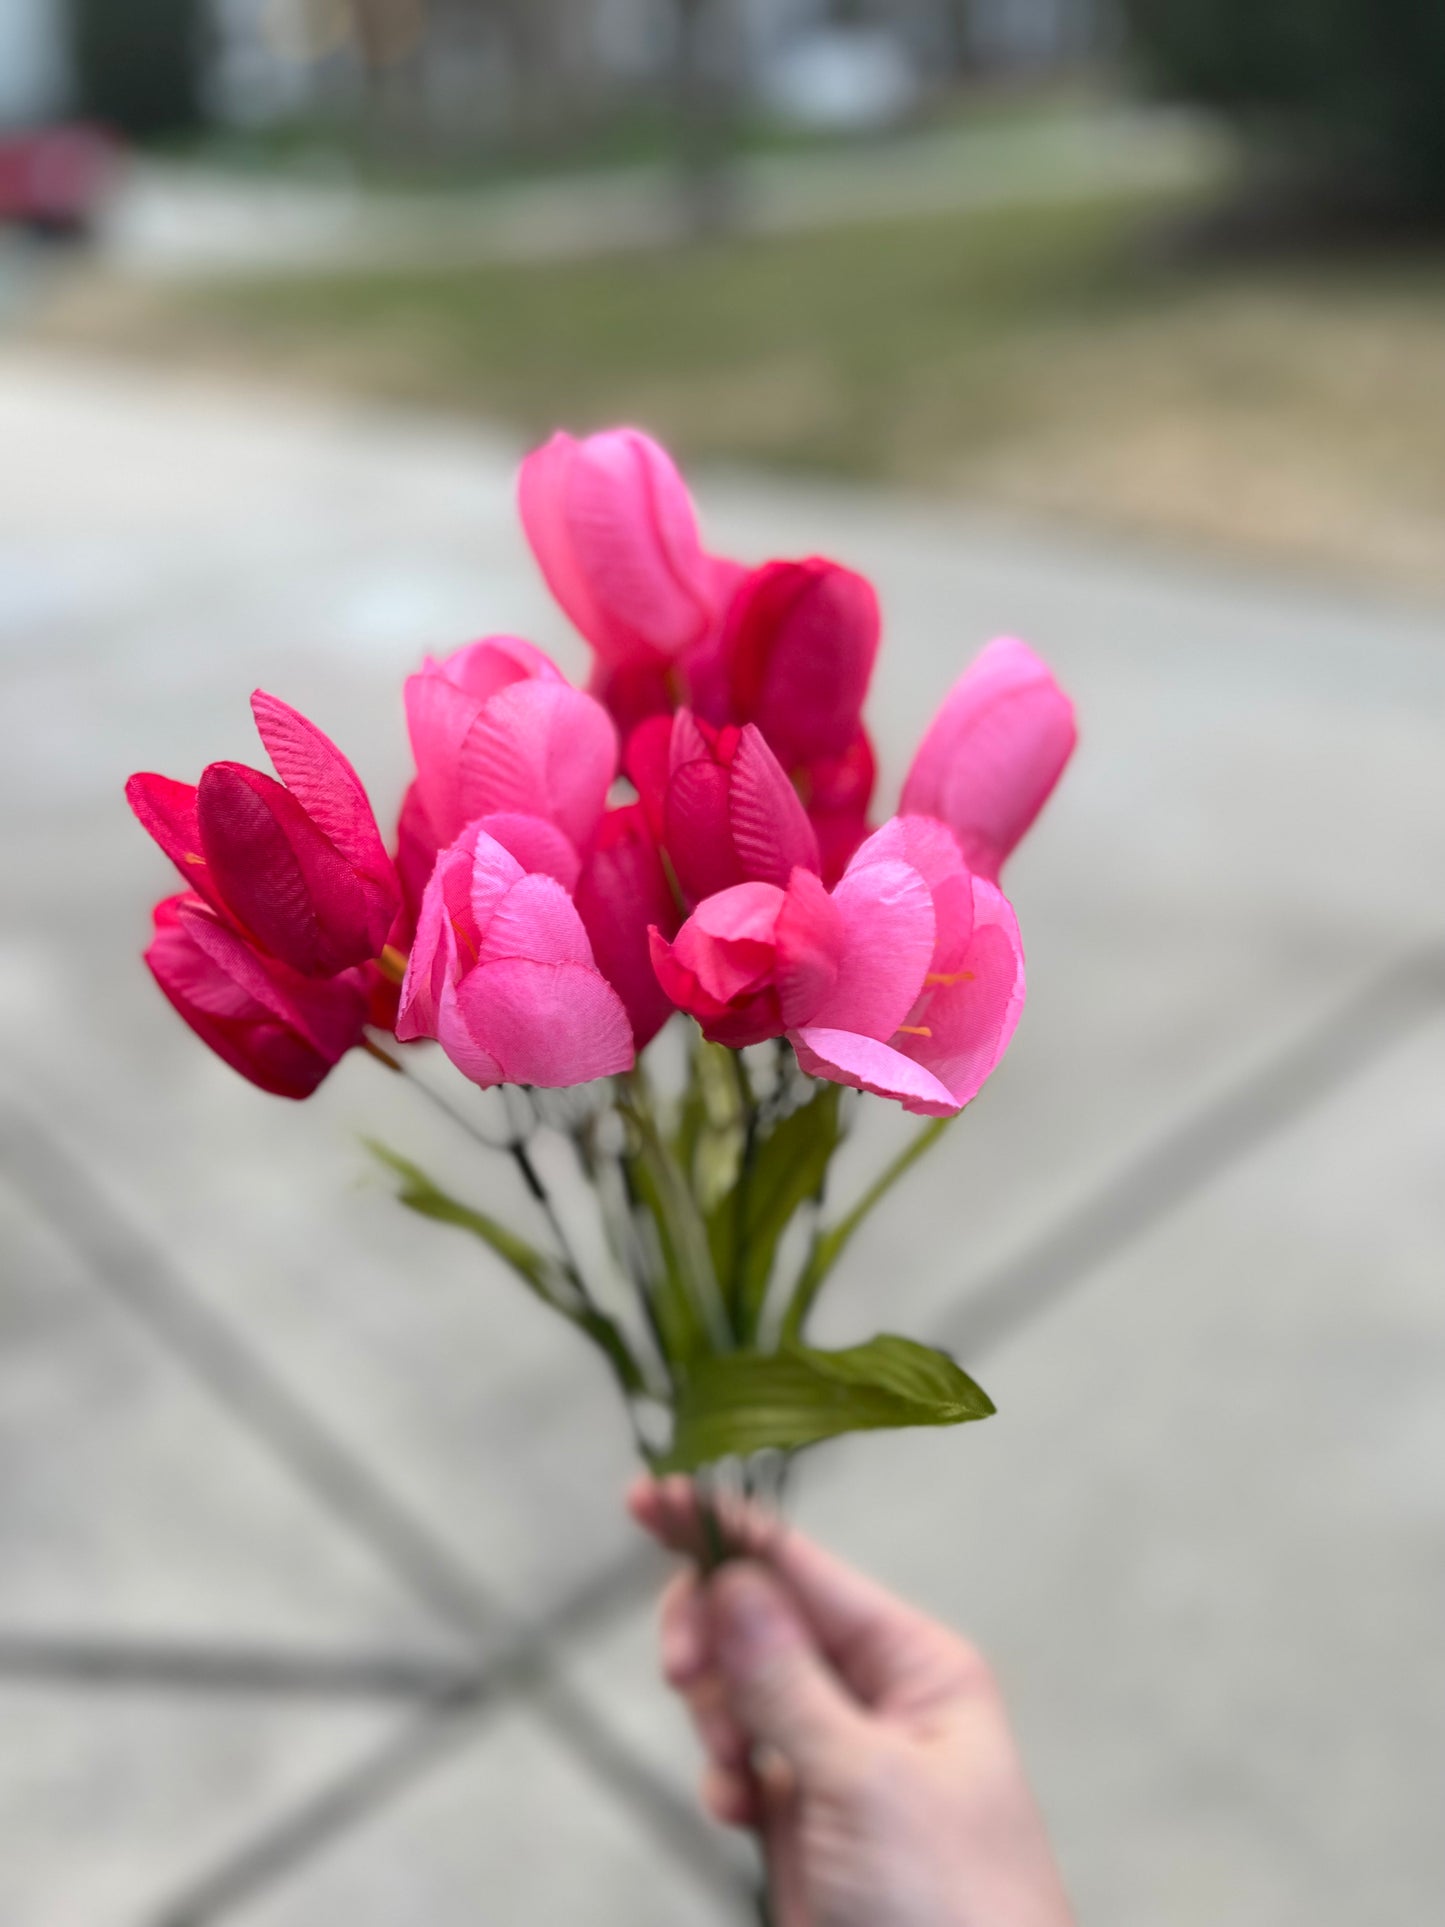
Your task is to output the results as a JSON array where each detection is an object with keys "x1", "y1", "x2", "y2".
[{"x1": 0, "y1": 350, "x2": 1442, "y2": 1926}]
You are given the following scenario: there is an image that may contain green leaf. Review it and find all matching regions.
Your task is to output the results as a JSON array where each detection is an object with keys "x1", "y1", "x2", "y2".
[
  {"x1": 617, "y1": 1089, "x2": 725, "y2": 1373},
  {"x1": 709, "y1": 1081, "x2": 842, "y2": 1343},
  {"x1": 660, "y1": 1333, "x2": 995, "y2": 1472},
  {"x1": 366, "y1": 1140, "x2": 646, "y2": 1396}
]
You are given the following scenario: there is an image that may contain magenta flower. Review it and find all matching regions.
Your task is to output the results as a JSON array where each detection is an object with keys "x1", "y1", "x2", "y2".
[
  {"x1": 403, "y1": 635, "x2": 617, "y2": 864},
  {"x1": 519, "y1": 429, "x2": 741, "y2": 671},
  {"x1": 396, "y1": 820, "x2": 634, "y2": 1089},
  {"x1": 791, "y1": 815, "x2": 1026, "y2": 1117},
  {"x1": 574, "y1": 803, "x2": 682, "y2": 1050},
  {"x1": 627, "y1": 710, "x2": 820, "y2": 907},
  {"x1": 901, "y1": 637, "x2": 1076, "y2": 880},
  {"x1": 650, "y1": 815, "x2": 1025, "y2": 1115},
  {"x1": 127, "y1": 692, "x2": 399, "y2": 980},
  {"x1": 146, "y1": 895, "x2": 369, "y2": 1099}
]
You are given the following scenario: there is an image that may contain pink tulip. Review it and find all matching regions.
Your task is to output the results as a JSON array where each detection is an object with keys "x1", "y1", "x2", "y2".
[
  {"x1": 651, "y1": 814, "x2": 1025, "y2": 1114},
  {"x1": 404, "y1": 636, "x2": 617, "y2": 868},
  {"x1": 626, "y1": 710, "x2": 820, "y2": 907},
  {"x1": 519, "y1": 428, "x2": 742, "y2": 671},
  {"x1": 574, "y1": 802, "x2": 681, "y2": 1049},
  {"x1": 792, "y1": 816, "x2": 1026, "y2": 1116},
  {"x1": 901, "y1": 637, "x2": 1076, "y2": 879},
  {"x1": 396, "y1": 821, "x2": 634, "y2": 1089},
  {"x1": 712, "y1": 557, "x2": 880, "y2": 770},
  {"x1": 145, "y1": 895, "x2": 369, "y2": 1099},
  {"x1": 649, "y1": 832, "x2": 935, "y2": 1056},
  {"x1": 127, "y1": 692, "x2": 399, "y2": 980}
]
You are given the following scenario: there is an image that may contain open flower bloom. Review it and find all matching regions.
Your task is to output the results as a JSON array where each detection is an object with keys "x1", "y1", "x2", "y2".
[
  {"x1": 574, "y1": 802, "x2": 681, "y2": 1050},
  {"x1": 651, "y1": 815, "x2": 1025, "y2": 1114},
  {"x1": 791, "y1": 815, "x2": 1026, "y2": 1117},
  {"x1": 402, "y1": 635, "x2": 616, "y2": 891},
  {"x1": 519, "y1": 429, "x2": 741, "y2": 672},
  {"x1": 396, "y1": 820, "x2": 634, "y2": 1089},
  {"x1": 901, "y1": 636, "x2": 1076, "y2": 880},
  {"x1": 627, "y1": 709, "x2": 820, "y2": 906},
  {"x1": 146, "y1": 895, "x2": 369, "y2": 1099},
  {"x1": 127, "y1": 692, "x2": 400, "y2": 980}
]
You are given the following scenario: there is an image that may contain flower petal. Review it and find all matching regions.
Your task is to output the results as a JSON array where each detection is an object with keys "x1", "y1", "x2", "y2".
[
  {"x1": 790, "y1": 1026, "x2": 958, "y2": 1115},
  {"x1": 808, "y1": 856, "x2": 933, "y2": 1040}
]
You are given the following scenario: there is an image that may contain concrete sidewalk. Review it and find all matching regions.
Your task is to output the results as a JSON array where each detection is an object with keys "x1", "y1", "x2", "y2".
[{"x1": 0, "y1": 350, "x2": 1441, "y2": 1926}]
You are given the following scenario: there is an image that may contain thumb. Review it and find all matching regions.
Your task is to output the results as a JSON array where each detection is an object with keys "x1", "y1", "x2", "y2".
[{"x1": 710, "y1": 1562, "x2": 865, "y2": 1780}]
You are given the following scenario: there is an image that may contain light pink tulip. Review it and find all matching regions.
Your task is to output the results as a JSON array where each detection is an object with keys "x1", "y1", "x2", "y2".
[
  {"x1": 403, "y1": 635, "x2": 618, "y2": 896},
  {"x1": 519, "y1": 429, "x2": 741, "y2": 670},
  {"x1": 901, "y1": 637, "x2": 1076, "y2": 879},
  {"x1": 649, "y1": 831, "x2": 936, "y2": 1057},
  {"x1": 396, "y1": 821, "x2": 634, "y2": 1089},
  {"x1": 626, "y1": 710, "x2": 820, "y2": 907},
  {"x1": 792, "y1": 817, "x2": 1026, "y2": 1116}
]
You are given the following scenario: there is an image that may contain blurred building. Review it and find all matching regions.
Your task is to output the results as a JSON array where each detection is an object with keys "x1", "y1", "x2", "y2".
[{"x1": 0, "y1": 0, "x2": 1109, "y2": 139}]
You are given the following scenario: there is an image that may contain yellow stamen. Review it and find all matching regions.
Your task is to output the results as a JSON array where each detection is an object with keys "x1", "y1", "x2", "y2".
[
  {"x1": 897, "y1": 1024, "x2": 933, "y2": 1038},
  {"x1": 183, "y1": 851, "x2": 205, "y2": 865},
  {"x1": 377, "y1": 944, "x2": 409, "y2": 987},
  {"x1": 449, "y1": 917, "x2": 479, "y2": 966},
  {"x1": 925, "y1": 970, "x2": 976, "y2": 987}
]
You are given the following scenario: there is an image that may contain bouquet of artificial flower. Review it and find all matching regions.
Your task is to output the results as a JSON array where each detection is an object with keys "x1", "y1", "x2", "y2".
[{"x1": 125, "y1": 429, "x2": 1074, "y2": 1485}]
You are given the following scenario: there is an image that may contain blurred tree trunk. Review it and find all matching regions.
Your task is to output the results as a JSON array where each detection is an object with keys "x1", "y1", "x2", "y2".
[{"x1": 670, "y1": 0, "x2": 743, "y2": 238}]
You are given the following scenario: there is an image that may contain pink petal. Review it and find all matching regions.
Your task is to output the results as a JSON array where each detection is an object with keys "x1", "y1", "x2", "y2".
[
  {"x1": 476, "y1": 812, "x2": 581, "y2": 891},
  {"x1": 405, "y1": 668, "x2": 485, "y2": 847},
  {"x1": 575, "y1": 804, "x2": 680, "y2": 1047},
  {"x1": 456, "y1": 679, "x2": 617, "y2": 853},
  {"x1": 126, "y1": 771, "x2": 227, "y2": 915},
  {"x1": 478, "y1": 872, "x2": 596, "y2": 969},
  {"x1": 435, "y1": 635, "x2": 563, "y2": 701},
  {"x1": 895, "y1": 877, "x2": 1025, "y2": 1111},
  {"x1": 790, "y1": 1026, "x2": 958, "y2": 1115},
  {"x1": 520, "y1": 429, "x2": 718, "y2": 668},
  {"x1": 198, "y1": 761, "x2": 375, "y2": 977},
  {"x1": 808, "y1": 856, "x2": 933, "y2": 1041},
  {"x1": 250, "y1": 690, "x2": 395, "y2": 889},
  {"x1": 729, "y1": 723, "x2": 821, "y2": 886},
  {"x1": 724, "y1": 558, "x2": 880, "y2": 766},
  {"x1": 452, "y1": 958, "x2": 634, "y2": 1087},
  {"x1": 901, "y1": 637, "x2": 1076, "y2": 879},
  {"x1": 850, "y1": 815, "x2": 974, "y2": 970},
  {"x1": 773, "y1": 868, "x2": 844, "y2": 1027}
]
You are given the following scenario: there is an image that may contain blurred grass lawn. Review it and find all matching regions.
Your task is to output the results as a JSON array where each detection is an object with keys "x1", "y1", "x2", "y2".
[{"x1": 46, "y1": 185, "x2": 1445, "y2": 593}]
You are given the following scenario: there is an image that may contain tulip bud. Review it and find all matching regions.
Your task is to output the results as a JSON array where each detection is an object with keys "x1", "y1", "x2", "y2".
[
  {"x1": 519, "y1": 428, "x2": 741, "y2": 669},
  {"x1": 145, "y1": 896, "x2": 368, "y2": 1100},
  {"x1": 901, "y1": 638, "x2": 1076, "y2": 879}
]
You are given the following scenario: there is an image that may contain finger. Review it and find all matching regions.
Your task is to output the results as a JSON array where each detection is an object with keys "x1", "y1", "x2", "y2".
[
  {"x1": 633, "y1": 1478, "x2": 972, "y2": 1709},
  {"x1": 709, "y1": 1562, "x2": 868, "y2": 1779},
  {"x1": 700, "y1": 1762, "x2": 762, "y2": 1831},
  {"x1": 682, "y1": 1671, "x2": 752, "y2": 1771},
  {"x1": 659, "y1": 1571, "x2": 708, "y2": 1688}
]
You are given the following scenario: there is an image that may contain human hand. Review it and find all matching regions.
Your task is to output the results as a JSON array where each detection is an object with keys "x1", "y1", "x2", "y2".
[{"x1": 629, "y1": 1477, "x2": 1075, "y2": 1927}]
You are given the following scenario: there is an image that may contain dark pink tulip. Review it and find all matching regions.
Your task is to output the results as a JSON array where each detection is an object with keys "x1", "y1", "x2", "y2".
[
  {"x1": 127, "y1": 692, "x2": 399, "y2": 980},
  {"x1": 715, "y1": 557, "x2": 879, "y2": 770},
  {"x1": 396, "y1": 821, "x2": 634, "y2": 1090},
  {"x1": 791, "y1": 816, "x2": 1026, "y2": 1117},
  {"x1": 798, "y1": 725, "x2": 877, "y2": 886},
  {"x1": 626, "y1": 710, "x2": 820, "y2": 907},
  {"x1": 404, "y1": 635, "x2": 617, "y2": 866},
  {"x1": 145, "y1": 895, "x2": 369, "y2": 1100},
  {"x1": 901, "y1": 637, "x2": 1076, "y2": 879},
  {"x1": 519, "y1": 428, "x2": 742, "y2": 670},
  {"x1": 574, "y1": 803, "x2": 681, "y2": 1049}
]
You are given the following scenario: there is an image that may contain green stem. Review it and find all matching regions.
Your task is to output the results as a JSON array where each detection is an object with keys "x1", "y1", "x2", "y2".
[
  {"x1": 619, "y1": 1067, "x2": 732, "y2": 1363},
  {"x1": 780, "y1": 1114, "x2": 955, "y2": 1345}
]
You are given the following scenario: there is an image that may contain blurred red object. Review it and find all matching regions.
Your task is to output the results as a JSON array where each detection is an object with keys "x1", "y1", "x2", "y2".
[{"x1": 0, "y1": 124, "x2": 116, "y2": 238}]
